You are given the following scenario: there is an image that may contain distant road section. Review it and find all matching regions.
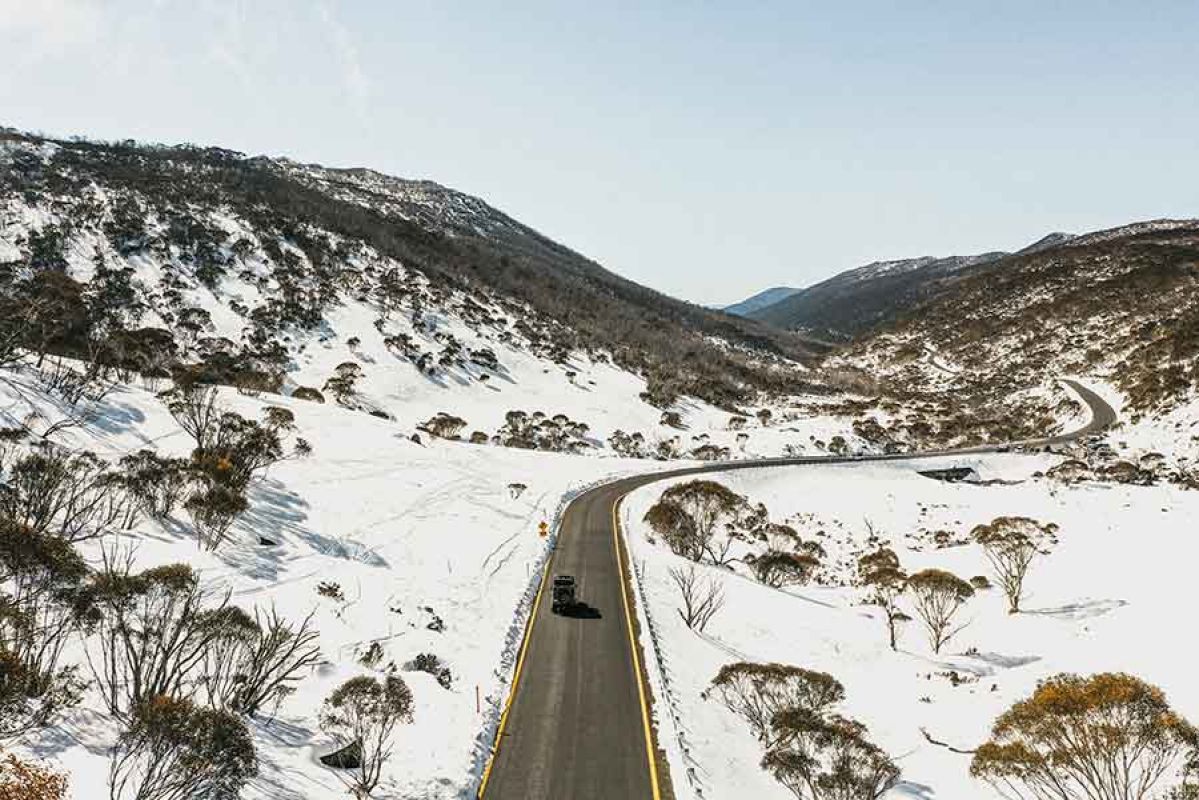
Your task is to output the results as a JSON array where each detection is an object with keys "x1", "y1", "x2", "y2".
[{"x1": 478, "y1": 378, "x2": 1114, "y2": 800}]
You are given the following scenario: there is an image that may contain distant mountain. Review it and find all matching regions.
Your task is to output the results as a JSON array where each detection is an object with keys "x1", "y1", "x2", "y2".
[
  {"x1": 723, "y1": 286, "x2": 802, "y2": 317},
  {"x1": 1015, "y1": 231, "x2": 1076, "y2": 255},
  {"x1": 747, "y1": 251, "x2": 1010, "y2": 339},
  {"x1": 837, "y1": 218, "x2": 1199, "y2": 417}
]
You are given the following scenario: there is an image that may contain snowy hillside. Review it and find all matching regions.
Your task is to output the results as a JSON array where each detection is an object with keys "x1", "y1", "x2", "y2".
[
  {"x1": 0, "y1": 362, "x2": 663, "y2": 799},
  {"x1": 833, "y1": 219, "x2": 1199, "y2": 465},
  {"x1": 746, "y1": 250, "x2": 1009, "y2": 339},
  {"x1": 623, "y1": 441, "x2": 1199, "y2": 799},
  {"x1": 0, "y1": 128, "x2": 824, "y2": 422}
]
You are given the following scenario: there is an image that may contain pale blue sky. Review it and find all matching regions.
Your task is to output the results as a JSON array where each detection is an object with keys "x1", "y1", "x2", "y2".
[{"x1": 2, "y1": 1, "x2": 1197, "y2": 304}]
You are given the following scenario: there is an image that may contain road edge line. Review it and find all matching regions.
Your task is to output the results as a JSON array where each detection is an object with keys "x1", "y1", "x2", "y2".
[
  {"x1": 613, "y1": 494, "x2": 664, "y2": 800},
  {"x1": 476, "y1": 546, "x2": 555, "y2": 798}
]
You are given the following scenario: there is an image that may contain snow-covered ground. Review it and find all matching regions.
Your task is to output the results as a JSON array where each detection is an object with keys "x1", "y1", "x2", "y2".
[
  {"x1": 623, "y1": 447, "x2": 1199, "y2": 799},
  {"x1": 0, "y1": 364, "x2": 663, "y2": 799}
]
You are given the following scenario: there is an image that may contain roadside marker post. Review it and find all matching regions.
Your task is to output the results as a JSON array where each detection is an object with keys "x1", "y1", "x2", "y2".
[{"x1": 538, "y1": 520, "x2": 548, "y2": 538}]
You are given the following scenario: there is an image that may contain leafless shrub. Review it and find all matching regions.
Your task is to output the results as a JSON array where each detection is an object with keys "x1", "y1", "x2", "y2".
[
  {"x1": 76, "y1": 557, "x2": 250, "y2": 718},
  {"x1": 669, "y1": 564, "x2": 725, "y2": 632},
  {"x1": 0, "y1": 449, "x2": 131, "y2": 543},
  {"x1": 201, "y1": 606, "x2": 321, "y2": 717}
]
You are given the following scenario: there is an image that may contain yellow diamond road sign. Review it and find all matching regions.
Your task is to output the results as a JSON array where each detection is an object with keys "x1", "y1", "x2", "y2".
[{"x1": 538, "y1": 521, "x2": 548, "y2": 537}]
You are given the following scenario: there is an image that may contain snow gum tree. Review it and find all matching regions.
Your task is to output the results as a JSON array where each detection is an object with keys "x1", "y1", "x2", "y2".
[
  {"x1": 653, "y1": 480, "x2": 745, "y2": 565},
  {"x1": 710, "y1": 662, "x2": 901, "y2": 799},
  {"x1": 644, "y1": 499, "x2": 701, "y2": 560},
  {"x1": 108, "y1": 695, "x2": 257, "y2": 800},
  {"x1": 764, "y1": 711, "x2": 900, "y2": 800},
  {"x1": 971, "y1": 516, "x2": 1057, "y2": 613},
  {"x1": 320, "y1": 674, "x2": 414, "y2": 798},
  {"x1": 971, "y1": 672, "x2": 1199, "y2": 800},
  {"x1": 905, "y1": 569, "x2": 974, "y2": 654},
  {"x1": 709, "y1": 662, "x2": 845, "y2": 744},
  {"x1": 748, "y1": 550, "x2": 820, "y2": 589},
  {"x1": 857, "y1": 548, "x2": 909, "y2": 651}
]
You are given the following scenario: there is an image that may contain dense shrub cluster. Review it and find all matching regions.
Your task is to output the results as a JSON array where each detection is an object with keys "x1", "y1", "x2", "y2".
[
  {"x1": 495, "y1": 409, "x2": 594, "y2": 453},
  {"x1": 710, "y1": 662, "x2": 899, "y2": 799}
]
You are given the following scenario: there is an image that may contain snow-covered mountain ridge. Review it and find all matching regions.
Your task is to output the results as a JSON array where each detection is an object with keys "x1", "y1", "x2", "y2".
[{"x1": 0, "y1": 127, "x2": 825, "y2": 424}]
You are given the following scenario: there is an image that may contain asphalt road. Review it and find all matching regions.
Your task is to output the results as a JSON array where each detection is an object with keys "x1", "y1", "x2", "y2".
[{"x1": 478, "y1": 379, "x2": 1114, "y2": 800}]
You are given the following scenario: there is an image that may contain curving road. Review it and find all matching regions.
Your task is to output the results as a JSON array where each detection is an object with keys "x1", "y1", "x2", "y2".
[{"x1": 477, "y1": 379, "x2": 1114, "y2": 800}]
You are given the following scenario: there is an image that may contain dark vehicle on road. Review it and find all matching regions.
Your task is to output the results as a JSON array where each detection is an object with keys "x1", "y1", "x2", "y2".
[{"x1": 551, "y1": 575, "x2": 576, "y2": 613}]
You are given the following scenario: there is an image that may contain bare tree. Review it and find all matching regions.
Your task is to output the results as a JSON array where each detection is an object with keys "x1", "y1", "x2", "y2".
[
  {"x1": 906, "y1": 569, "x2": 975, "y2": 654},
  {"x1": 76, "y1": 558, "x2": 253, "y2": 718},
  {"x1": 201, "y1": 606, "x2": 321, "y2": 717},
  {"x1": 669, "y1": 564, "x2": 725, "y2": 631},
  {"x1": 971, "y1": 516, "x2": 1057, "y2": 613}
]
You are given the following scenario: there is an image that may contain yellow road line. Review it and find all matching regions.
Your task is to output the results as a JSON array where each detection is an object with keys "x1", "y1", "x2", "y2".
[
  {"x1": 476, "y1": 540, "x2": 555, "y2": 798},
  {"x1": 612, "y1": 495, "x2": 663, "y2": 800}
]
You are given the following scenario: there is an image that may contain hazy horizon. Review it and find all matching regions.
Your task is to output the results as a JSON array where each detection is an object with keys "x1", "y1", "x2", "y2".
[{"x1": 3, "y1": 1, "x2": 1197, "y2": 305}]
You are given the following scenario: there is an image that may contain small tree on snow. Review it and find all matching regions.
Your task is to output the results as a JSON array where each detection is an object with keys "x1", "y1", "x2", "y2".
[
  {"x1": 857, "y1": 548, "x2": 910, "y2": 651},
  {"x1": 971, "y1": 516, "x2": 1057, "y2": 614},
  {"x1": 748, "y1": 550, "x2": 819, "y2": 589},
  {"x1": 906, "y1": 569, "x2": 974, "y2": 654},
  {"x1": 764, "y1": 711, "x2": 900, "y2": 800},
  {"x1": 669, "y1": 564, "x2": 724, "y2": 631},
  {"x1": 320, "y1": 675, "x2": 414, "y2": 798},
  {"x1": 658, "y1": 480, "x2": 744, "y2": 565}
]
